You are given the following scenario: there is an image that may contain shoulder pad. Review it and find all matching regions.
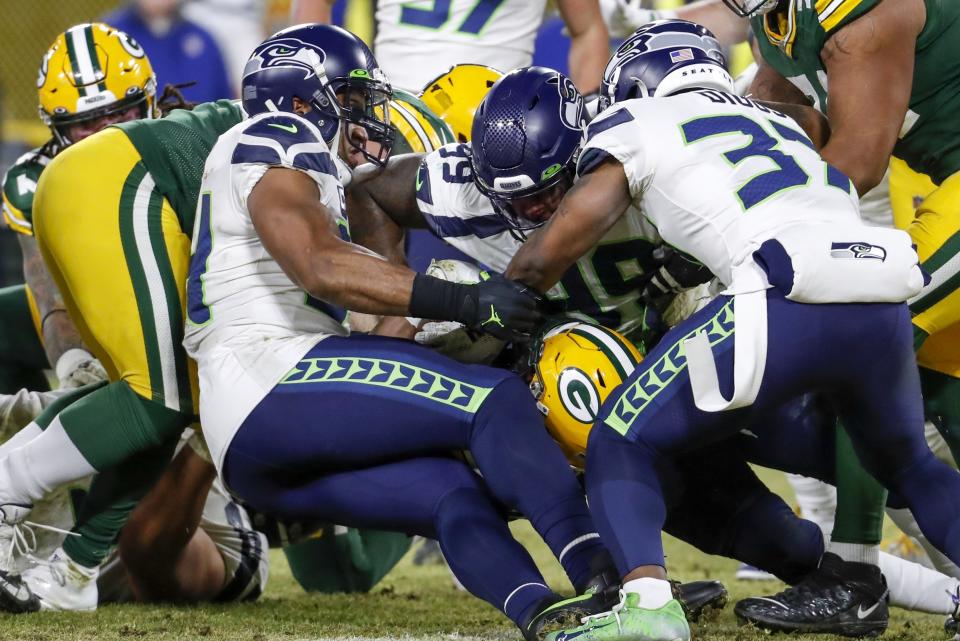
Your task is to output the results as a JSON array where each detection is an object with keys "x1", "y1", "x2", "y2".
[
  {"x1": 1, "y1": 149, "x2": 48, "y2": 233},
  {"x1": 232, "y1": 114, "x2": 337, "y2": 177}
]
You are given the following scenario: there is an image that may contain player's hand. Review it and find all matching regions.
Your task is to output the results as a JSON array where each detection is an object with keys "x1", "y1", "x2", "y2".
[
  {"x1": 467, "y1": 273, "x2": 545, "y2": 343},
  {"x1": 55, "y1": 349, "x2": 108, "y2": 389},
  {"x1": 641, "y1": 247, "x2": 714, "y2": 302},
  {"x1": 415, "y1": 321, "x2": 506, "y2": 364},
  {"x1": 609, "y1": 0, "x2": 677, "y2": 38}
]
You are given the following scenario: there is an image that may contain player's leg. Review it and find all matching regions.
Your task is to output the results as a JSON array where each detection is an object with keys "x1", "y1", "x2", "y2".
[
  {"x1": 226, "y1": 453, "x2": 569, "y2": 636},
  {"x1": 0, "y1": 285, "x2": 49, "y2": 394},
  {"x1": 231, "y1": 333, "x2": 613, "y2": 596},
  {"x1": 665, "y1": 446, "x2": 824, "y2": 586},
  {"x1": 97, "y1": 443, "x2": 267, "y2": 604},
  {"x1": 0, "y1": 130, "x2": 196, "y2": 611},
  {"x1": 830, "y1": 303, "x2": 960, "y2": 565},
  {"x1": 284, "y1": 527, "x2": 410, "y2": 594}
]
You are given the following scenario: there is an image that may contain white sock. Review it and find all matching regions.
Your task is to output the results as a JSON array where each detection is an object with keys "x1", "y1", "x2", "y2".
[
  {"x1": 0, "y1": 415, "x2": 96, "y2": 505},
  {"x1": 0, "y1": 421, "x2": 42, "y2": 460},
  {"x1": 787, "y1": 474, "x2": 837, "y2": 535},
  {"x1": 880, "y1": 550, "x2": 959, "y2": 614},
  {"x1": 828, "y1": 541, "x2": 880, "y2": 566},
  {"x1": 622, "y1": 577, "x2": 673, "y2": 610},
  {"x1": 887, "y1": 507, "x2": 960, "y2": 578}
]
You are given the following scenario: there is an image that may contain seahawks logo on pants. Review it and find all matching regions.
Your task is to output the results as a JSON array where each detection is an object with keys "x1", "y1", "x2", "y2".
[{"x1": 830, "y1": 242, "x2": 887, "y2": 261}]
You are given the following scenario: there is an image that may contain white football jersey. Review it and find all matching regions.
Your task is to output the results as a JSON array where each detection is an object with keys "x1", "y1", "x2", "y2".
[
  {"x1": 374, "y1": 0, "x2": 547, "y2": 91},
  {"x1": 416, "y1": 142, "x2": 662, "y2": 338},
  {"x1": 183, "y1": 111, "x2": 350, "y2": 470},
  {"x1": 580, "y1": 91, "x2": 861, "y2": 291}
]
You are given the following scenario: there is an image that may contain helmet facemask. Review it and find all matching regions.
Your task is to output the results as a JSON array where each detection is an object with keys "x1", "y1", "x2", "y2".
[
  {"x1": 333, "y1": 72, "x2": 395, "y2": 167},
  {"x1": 720, "y1": 0, "x2": 781, "y2": 18},
  {"x1": 478, "y1": 164, "x2": 575, "y2": 239}
]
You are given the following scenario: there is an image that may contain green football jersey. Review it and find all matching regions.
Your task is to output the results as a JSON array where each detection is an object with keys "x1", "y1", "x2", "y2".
[
  {"x1": 752, "y1": 0, "x2": 960, "y2": 184},
  {"x1": 116, "y1": 100, "x2": 244, "y2": 234},
  {"x1": 1, "y1": 144, "x2": 59, "y2": 236}
]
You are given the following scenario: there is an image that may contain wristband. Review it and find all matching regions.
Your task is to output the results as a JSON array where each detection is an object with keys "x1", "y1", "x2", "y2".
[{"x1": 409, "y1": 273, "x2": 475, "y2": 324}]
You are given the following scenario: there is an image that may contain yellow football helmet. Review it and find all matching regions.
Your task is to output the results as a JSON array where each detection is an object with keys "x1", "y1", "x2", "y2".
[
  {"x1": 389, "y1": 88, "x2": 456, "y2": 154},
  {"x1": 37, "y1": 22, "x2": 158, "y2": 146},
  {"x1": 530, "y1": 321, "x2": 642, "y2": 468},
  {"x1": 420, "y1": 64, "x2": 503, "y2": 143}
]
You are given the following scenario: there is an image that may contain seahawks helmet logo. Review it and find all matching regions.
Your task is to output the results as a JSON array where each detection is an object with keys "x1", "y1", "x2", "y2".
[
  {"x1": 250, "y1": 37, "x2": 326, "y2": 78},
  {"x1": 558, "y1": 76, "x2": 585, "y2": 131},
  {"x1": 558, "y1": 367, "x2": 600, "y2": 424},
  {"x1": 830, "y1": 242, "x2": 887, "y2": 262}
]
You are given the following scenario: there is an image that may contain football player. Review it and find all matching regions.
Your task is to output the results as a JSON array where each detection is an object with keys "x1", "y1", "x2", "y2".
[
  {"x1": 0, "y1": 33, "x2": 245, "y2": 611},
  {"x1": 500, "y1": 20, "x2": 960, "y2": 641},
  {"x1": 715, "y1": 0, "x2": 960, "y2": 631},
  {"x1": 0, "y1": 23, "x2": 151, "y2": 394},
  {"x1": 183, "y1": 23, "x2": 625, "y2": 641},
  {"x1": 349, "y1": 61, "x2": 960, "y2": 627},
  {"x1": 372, "y1": 0, "x2": 609, "y2": 94}
]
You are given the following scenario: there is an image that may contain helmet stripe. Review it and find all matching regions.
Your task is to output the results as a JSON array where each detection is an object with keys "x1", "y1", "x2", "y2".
[
  {"x1": 66, "y1": 25, "x2": 100, "y2": 97},
  {"x1": 83, "y1": 25, "x2": 108, "y2": 93},
  {"x1": 391, "y1": 100, "x2": 436, "y2": 152},
  {"x1": 569, "y1": 325, "x2": 640, "y2": 380}
]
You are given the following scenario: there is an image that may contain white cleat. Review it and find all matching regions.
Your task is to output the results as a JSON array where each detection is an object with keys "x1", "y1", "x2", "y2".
[{"x1": 0, "y1": 547, "x2": 97, "y2": 613}]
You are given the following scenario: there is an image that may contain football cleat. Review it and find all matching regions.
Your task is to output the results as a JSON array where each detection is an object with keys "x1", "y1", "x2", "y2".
[
  {"x1": 735, "y1": 562, "x2": 778, "y2": 581},
  {"x1": 944, "y1": 586, "x2": 960, "y2": 640},
  {"x1": 672, "y1": 579, "x2": 728, "y2": 621},
  {"x1": 543, "y1": 591, "x2": 690, "y2": 641},
  {"x1": 0, "y1": 547, "x2": 98, "y2": 613},
  {"x1": 734, "y1": 552, "x2": 888, "y2": 637}
]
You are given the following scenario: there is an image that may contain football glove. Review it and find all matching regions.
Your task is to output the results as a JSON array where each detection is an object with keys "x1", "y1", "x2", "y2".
[
  {"x1": 414, "y1": 321, "x2": 506, "y2": 364},
  {"x1": 642, "y1": 246, "x2": 714, "y2": 302},
  {"x1": 609, "y1": 0, "x2": 679, "y2": 37},
  {"x1": 55, "y1": 349, "x2": 108, "y2": 389}
]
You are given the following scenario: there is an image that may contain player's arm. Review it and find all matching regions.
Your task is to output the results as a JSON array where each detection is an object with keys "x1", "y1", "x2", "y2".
[
  {"x1": 763, "y1": 102, "x2": 831, "y2": 149},
  {"x1": 612, "y1": 0, "x2": 748, "y2": 44},
  {"x1": 18, "y1": 234, "x2": 86, "y2": 366},
  {"x1": 249, "y1": 166, "x2": 542, "y2": 338},
  {"x1": 747, "y1": 56, "x2": 811, "y2": 105},
  {"x1": 289, "y1": 0, "x2": 335, "y2": 23},
  {"x1": 346, "y1": 153, "x2": 427, "y2": 264},
  {"x1": 250, "y1": 167, "x2": 417, "y2": 315},
  {"x1": 506, "y1": 157, "x2": 632, "y2": 292},
  {"x1": 818, "y1": 0, "x2": 925, "y2": 195},
  {"x1": 557, "y1": 0, "x2": 610, "y2": 95}
]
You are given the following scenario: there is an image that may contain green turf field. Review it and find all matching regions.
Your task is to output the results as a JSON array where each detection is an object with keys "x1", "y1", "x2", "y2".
[{"x1": 0, "y1": 469, "x2": 947, "y2": 641}]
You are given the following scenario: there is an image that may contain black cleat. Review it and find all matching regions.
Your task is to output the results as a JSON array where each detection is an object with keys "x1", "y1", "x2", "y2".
[
  {"x1": 0, "y1": 570, "x2": 41, "y2": 613},
  {"x1": 673, "y1": 579, "x2": 728, "y2": 622},
  {"x1": 734, "y1": 552, "x2": 888, "y2": 638}
]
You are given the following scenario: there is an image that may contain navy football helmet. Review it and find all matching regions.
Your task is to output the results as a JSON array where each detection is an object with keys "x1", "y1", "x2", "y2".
[
  {"x1": 471, "y1": 66, "x2": 587, "y2": 234},
  {"x1": 242, "y1": 24, "x2": 394, "y2": 165},
  {"x1": 598, "y1": 19, "x2": 734, "y2": 113}
]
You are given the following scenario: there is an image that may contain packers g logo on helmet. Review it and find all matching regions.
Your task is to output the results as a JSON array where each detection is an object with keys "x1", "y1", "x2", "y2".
[
  {"x1": 38, "y1": 23, "x2": 158, "y2": 146},
  {"x1": 420, "y1": 64, "x2": 503, "y2": 143},
  {"x1": 530, "y1": 321, "x2": 642, "y2": 468}
]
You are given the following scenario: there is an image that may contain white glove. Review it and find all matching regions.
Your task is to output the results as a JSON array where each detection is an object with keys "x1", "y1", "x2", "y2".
[
  {"x1": 610, "y1": 0, "x2": 678, "y2": 38},
  {"x1": 415, "y1": 321, "x2": 506, "y2": 364},
  {"x1": 55, "y1": 349, "x2": 108, "y2": 389}
]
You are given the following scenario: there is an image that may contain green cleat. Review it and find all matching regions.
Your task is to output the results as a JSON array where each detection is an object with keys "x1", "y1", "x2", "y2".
[{"x1": 543, "y1": 592, "x2": 691, "y2": 641}]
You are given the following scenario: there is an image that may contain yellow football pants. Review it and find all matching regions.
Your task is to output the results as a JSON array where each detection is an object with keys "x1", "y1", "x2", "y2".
[{"x1": 32, "y1": 128, "x2": 198, "y2": 413}]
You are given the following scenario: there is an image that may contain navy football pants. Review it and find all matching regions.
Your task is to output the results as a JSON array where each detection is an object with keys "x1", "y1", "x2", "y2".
[
  {"x1": 224, "y1": 334, "x2": 608, "y2": 624},
  {"x1": 588, "y1": 290, "x2": 960, "y2": 574}
]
